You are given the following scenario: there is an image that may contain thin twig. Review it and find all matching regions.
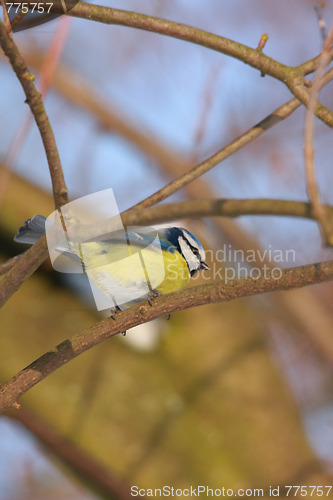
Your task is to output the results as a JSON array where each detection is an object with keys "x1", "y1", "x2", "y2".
[
  {"x1": 1, "y1": 259, "x2": 333, "y2": 413},
  {"x1": 0, "y1": 19, "x2": 68, "y2": 209},
  {"x1": 304, "y1": 22, "x2": 333, "y2": 247}
]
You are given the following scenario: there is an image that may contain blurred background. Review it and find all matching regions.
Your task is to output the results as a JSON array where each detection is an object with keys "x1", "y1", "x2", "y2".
[{"x1": 1, "y1": 0, "x2": 333, "y2": 498}]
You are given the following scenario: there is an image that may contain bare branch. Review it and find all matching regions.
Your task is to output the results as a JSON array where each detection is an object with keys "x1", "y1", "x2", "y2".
[
  {"x1": 48, "y1": 0, "x2": 333, "y2": 127},
  {"x1": 125, "y1": 97, "x2": 302, "y2": 211},
  {"x1": 0, "y1": 92, "x2": 300, "y2": 309},
  {"x1": 57, "y1": 2, "x2": 288, "y2": 77},
  {"x1": 1, "y1": 259, "x2": 333, "y2": 413},
  {"x1": 0, "y1": 255, "x2": 22, "y2": 276},
  {"x1": 125, "y1": 67, "x2": 333, "y2": 212},
  {"x1": 121, "y1": 198, "x2": 333, "y2": 227},
  {"x1": 2, "y1": 193, "x2": 333, "y2": 310},
  {"x1": 0, "y1": 19, "x2": 68, "y2": 208},
  {"x1": 0, "y1": 92, "x2": 303, "y2": 309},
  {"x1": 0, "y1": 235, "x2": 48, "y2": 308}
]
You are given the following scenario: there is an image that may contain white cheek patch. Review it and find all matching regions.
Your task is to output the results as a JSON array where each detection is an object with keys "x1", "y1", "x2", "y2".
[
  {"x1": 184, "y1": 232, "x2": 198, "y2": 248},
  {"x1": 183, "y1": 229, "x2": 206, "y2": 263},
  {"x1": 199, "y1": 248, "x2": 206, "y2": 262},
  {"x1": 179, "y1": 236, "x2": 200, "y2": 272}
]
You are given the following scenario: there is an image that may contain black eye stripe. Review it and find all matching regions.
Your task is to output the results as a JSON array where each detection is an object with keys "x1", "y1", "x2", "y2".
[
  {"x1": 181, "y1": 237, "x2": 200, "y2": 257},
  {"x1": 187, "y1": 240, "x2": 200, "y2": 254}
]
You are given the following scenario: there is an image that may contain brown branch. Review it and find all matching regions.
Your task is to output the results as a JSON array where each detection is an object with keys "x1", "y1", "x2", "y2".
[
  {"x1": 56, "y1": 1, "x2": 289, "y2": 78},
  {"x1": 1, "y1": 197, "x2": 327, "y2": 281},
  {"x1": 0, "y1": 235, "x2": 48, "y2": 308},
  {"x1": 0, "y1": 19, "x2": 68, "y2": 208},
  {"x1": 125, "y1": 65, "x2": 333, "y2": 212},
  {"x1": 47, "y1": 0, "x2": 333, "y2": 127},
  {"x1": 284, "y1": 74, "x2": 333, "y2": 127},
  {"x1": 0, "y1": 92, "x2": 302, "y2": 309},
  {"x1": 1, "y1": 259, "x2": 333, "y2": 413},
  {"x1": 0, "y1": 254, "x2": 22, "y2": 276},
  {"x1": 2, "y1": 195, "x2": 333, "y2": 307},
  {"x1": 125, "y1": 97, "x2": 302, "y2": 211},
  {"x1": 2, "y1": 193, "x2": 333, "y2": 311},
  {"x1": 1, "y1": 47, "x2": 332, "y2": 310},
  {"x1": 121, "y1": 198, "x2": 333, "y2": 227}
]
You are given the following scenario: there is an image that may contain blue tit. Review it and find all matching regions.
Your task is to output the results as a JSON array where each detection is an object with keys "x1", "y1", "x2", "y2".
[{"x1": 14, "y1": 215, "x2": 209, "y2": 309}]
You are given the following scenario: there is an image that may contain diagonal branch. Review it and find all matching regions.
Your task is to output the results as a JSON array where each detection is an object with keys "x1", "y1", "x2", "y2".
[
  {"x1": 1, "y1": 70, "x2": 333, "y2": 309},
  {"x1": 0, "y1": 19, "x2": 68, "y2": 208},
  {"x1": 0, "y1": 95, "x2": 301, "y2": 308},
  {"x1": 1, "y1": 259, "x2": 333, "y2": 413},
  {"x1": 125, "y1": 67, "x2": 333, "y2": 212},
  {"x1": 125, "y1": 97, "x2": 302, "y2": 211},
  {"x1": 0, "y1": 235, "x2": 49, "y2": 308}
]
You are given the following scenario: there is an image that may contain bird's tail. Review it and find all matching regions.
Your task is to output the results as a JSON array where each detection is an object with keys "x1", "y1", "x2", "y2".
[{"x1": 14, "y1": 215, "x2": 47, "y2": 245}]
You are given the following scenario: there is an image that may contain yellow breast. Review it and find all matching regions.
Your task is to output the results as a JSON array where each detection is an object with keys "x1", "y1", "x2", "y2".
[
  {"x1": 155, "y1": 249, "x2": 191, "y2": 294},
  {"x1": 75, "y1": 240, "x2": 191, "y2": 302}
]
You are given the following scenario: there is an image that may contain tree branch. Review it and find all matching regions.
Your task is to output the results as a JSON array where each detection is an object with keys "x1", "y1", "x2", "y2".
[
  {"x1": 0, "y1": 19, "x2": 68, "y2": 208},
  {"x1": 50, "y1": 0, "x2": 333, "y2": 127},
  {"x1": 1, "y1": 20, "x2": 333, "y2": 311},
  {"x1": 121, "y1": 198, "x2": 333, "y2": 226},
  {"x1": 1, "y1": 259, "x2": 333, "y2": 413},
  {"x1": 125, "y1": 97, "x2": 302, "y2": 212},
  {"x1": 0, "y1": 254, "x2": 22, "y2": 276},
  {"x1": 125, "y1": 65, "x2": 333, "y2": 212},
  {"x1": 0, "y1": 92, "x2": 302, "y2": 309},
  {"x1": 2, "y1": 195, "x2": 333, "y2": 307},
  {"x1": 0, "y1": 235, "x2": 48, "y2": 308},
  {"x1": 59, "y1": 2, "x2": 288, "y2": 77}
]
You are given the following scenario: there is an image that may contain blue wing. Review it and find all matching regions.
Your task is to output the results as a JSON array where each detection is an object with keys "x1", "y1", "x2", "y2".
[{"x1": 98, "y1": 230, "x2": 177, "y2": 253}]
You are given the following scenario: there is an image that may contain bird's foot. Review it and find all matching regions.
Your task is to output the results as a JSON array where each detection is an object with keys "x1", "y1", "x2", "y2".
[
  {"x1": 147, "y1": 289, "x2": 162, "y2": 306},
  {"x1": 110, "y1": 305, "x2": 126, "y2": 336}
]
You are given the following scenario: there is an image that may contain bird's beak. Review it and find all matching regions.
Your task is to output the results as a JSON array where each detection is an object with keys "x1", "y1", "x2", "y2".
[{"x1": 200, "y1": 262, "x2": 210, "y2": 271}]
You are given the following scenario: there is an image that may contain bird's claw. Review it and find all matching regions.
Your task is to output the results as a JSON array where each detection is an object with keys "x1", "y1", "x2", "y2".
[
  {"x1": 147, "y1": 289, "x2": 162, "y2": 306},
  {"x1": 110, "y1": 306, "x2": 126, "y2": 336}
]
